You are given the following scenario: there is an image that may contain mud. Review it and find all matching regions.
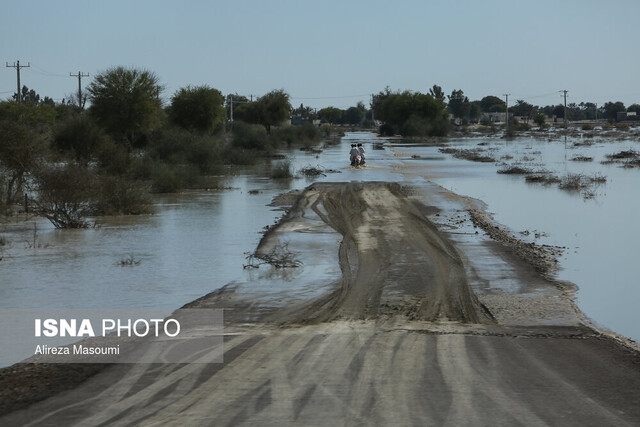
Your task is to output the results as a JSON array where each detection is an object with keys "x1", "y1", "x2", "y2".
[
  {"x1": 2, "y1": 180, "x2": 640, "y2": 425},
  {"x1": 258, "y1": 182, "x2": 493, "y2": 324}
]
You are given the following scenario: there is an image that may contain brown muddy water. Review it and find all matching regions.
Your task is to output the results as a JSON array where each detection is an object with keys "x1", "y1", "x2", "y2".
[{"x1": 1, "y1": 131, "x2": 639, "y2": 366}]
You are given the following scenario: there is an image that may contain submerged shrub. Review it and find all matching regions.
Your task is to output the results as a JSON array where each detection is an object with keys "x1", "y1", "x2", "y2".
[
  {"x1": 31, "y1": 163, "x2": 97, "y2": 229},
  {"x1": 270, "y1": 160, "x2": 293, "y2": 179},
  {"x1": 231, "y1": 121, "x2": 270, "y2": 150},
  {"x1": 95, "y1": 175, "x2": 151, "y2": 215}
]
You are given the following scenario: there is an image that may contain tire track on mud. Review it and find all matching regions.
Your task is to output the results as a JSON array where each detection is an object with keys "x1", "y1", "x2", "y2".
[{"x1": 259, "y1": 182, "x2": 494, "y2": 324}]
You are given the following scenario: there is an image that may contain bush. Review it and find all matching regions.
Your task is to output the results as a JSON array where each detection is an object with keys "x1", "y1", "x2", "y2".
[
  {"x1": 96, "y1": 139, "x2": 131, "y2": 176},
  {"x1": 31, "y1": 163, "x2": 97, "y2": 228},
  {"x1": 270, "y1": 160, "x2": 292, "y2": 179},
  {"x1": 95, "y1": 175, "x2": 151, "y2": 215},
  {"x1": 150, "y1": 162, "x2": 202, "y2": 193},
  {"x1": 270, "y1": 124, "x2": 319, "y2": 147},
  {"x1": 221, "y1": 147, "x2": 257, "y2": 165},
  {"x1": 53, "y1": 115, "x2": 110, "y2": 162},
  {"x1": 231, "y1": 121, "x2": 270, "y2": 150}
]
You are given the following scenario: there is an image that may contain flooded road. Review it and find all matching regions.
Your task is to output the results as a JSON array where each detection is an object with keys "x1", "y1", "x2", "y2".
[
  {"x1": 3, "y1": 131, "x2": 640, "y2": 425},
  {"x1": 1, "y1": 130, "x2": 639, "y2": 353}
]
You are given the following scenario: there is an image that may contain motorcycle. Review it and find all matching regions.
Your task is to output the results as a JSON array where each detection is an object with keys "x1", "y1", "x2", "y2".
[{"x1": 351, "y1": 155, "x2": 361, "y2": 167}]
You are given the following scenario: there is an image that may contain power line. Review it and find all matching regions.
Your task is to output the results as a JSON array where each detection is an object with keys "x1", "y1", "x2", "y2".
[
  {"x1": 5, "y1": 60, "x2": 30, "y2": 103},
  {"x1": 70, "y1": 71, "x2": 89, "y2": 109},
  {"x1": 560, "y1": 90, "x2": 568, "y2": 127},
  {"x1": 30, "y1": 63, "x2": 68, "y2": 78},
  {"x1": 290, "y1": 94, "x2": 370, "y2": 100}
]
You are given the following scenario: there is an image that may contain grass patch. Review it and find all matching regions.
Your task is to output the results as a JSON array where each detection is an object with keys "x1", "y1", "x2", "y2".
[
  {"x1": 570, "y1": 156, "x2": 594, "y2": 162},
  {"x1": 497, "y1": 165, "x2": 532, "y2": 175},
  {"x1": 439, "y1": 148, "x2": 496, "y2": 163}
]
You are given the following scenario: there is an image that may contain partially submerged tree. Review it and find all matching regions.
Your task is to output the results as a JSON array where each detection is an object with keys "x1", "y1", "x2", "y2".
[
  {"x1": 243, "y1": 89, "x2": 291, "y2": 134},
  {"x1": 87, "y1": 66, "x2": 163, "y2": 145},
  {"x1": 169, "y1": 85, "x2": 226, "y2": 133},
  {"x1": 30, "y1": 163, "x2": 96, "y2": 229},
  {"x1": 377, "y1": 90, "x2": 450, "y2": 137},
  {"x1": 53, "y1": 115, "x2": 111, "y2": 163},
  {"x1": 0, "y1": 120, "x2": 46, "y2": 204}
]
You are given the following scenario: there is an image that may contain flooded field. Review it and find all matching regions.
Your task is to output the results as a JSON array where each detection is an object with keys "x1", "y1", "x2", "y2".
[
  {"x1": 392, "y1": 131, "x2": 640, "y2": 342},
  {"x1": 1, "y1": 130, "x2": 639, "y2": 368}
]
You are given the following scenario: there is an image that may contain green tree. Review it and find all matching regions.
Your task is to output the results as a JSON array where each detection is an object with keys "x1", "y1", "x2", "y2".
[
  {"x1": 480, "y1": 96, "x2": 505, "y2": 112},
  {"x1": 377, "y1": 90, "x2": 449, "y2": 137},
  {"x1": 448, "y1": 89, "x2": 470, "y2": 121},
  {"x1": 602, "y1": 101, "x2": 625, "y2": 121},
  {"x1": 0, "y1": 120, "x2": 46, "y2": 204},
  {"x1": 511, "y1": 100, "x2": 536, "y2": 123},
  {"x1": 429, "y1": 85, "x2": 446, "y2": 103},
  {"x1": 87, "y1": 66, "x2": 163, "y2": 144},
  {"x1": 342, "y1": 106, "x2": 364, "y2": 125},
  {"x1": 627, "y1": 104, "x2": 640, "y2": 114},
  {"x1": 53, "y1": 114, "x2": 111, "y2": 163},
  {"x1": 534, "y1": 113, "x2": 546, "y2": 128},
  {"x1": 318, "y1": 107, "x2": 343, "y2": 124},
  {"x1": 243, "y1": 89, "x2": 291, "y2": 134},
  {"x1": 169, "y1": 85, "x2": 226, "y2": 133}
]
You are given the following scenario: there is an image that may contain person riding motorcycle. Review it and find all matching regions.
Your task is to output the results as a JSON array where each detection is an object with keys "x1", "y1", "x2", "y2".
[
  {"x1": 349, "y1": 144, "x2": 361, "y2": 166},
  {"x1": 357, "y1": 143, "x2": 365, "y2": 165}
]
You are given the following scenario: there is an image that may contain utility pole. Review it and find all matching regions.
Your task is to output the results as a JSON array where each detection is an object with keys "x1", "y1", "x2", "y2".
[
  {"x1": 503, "y1": 93, "x2": 510, "y2": 127},
  {"x1": 594, "y1": 103, "x2": 598, "y2": 121},
  {"x1": 370, "y1": 94, "x2": 375, "y2": 125},
  {"x1": 6, "y1": 60, "x2": 30, "y2": 104},
  {"x1": 560, "y1": 90, "x2": 568, "y2": 127},
  {"x1": 70, "y1": 71, "x2": 89, "y2": 109},
  {"x1": 229, "y1": 95, "x2": 234, "y2": 122}
]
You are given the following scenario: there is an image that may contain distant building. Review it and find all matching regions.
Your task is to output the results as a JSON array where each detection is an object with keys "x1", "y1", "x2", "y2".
[
  {"x1": 617, "y1": 111, "x2": 640, "y2": 122},
  {"x1": 481, "y1": 112, "x2": 511, "y2": 123}
]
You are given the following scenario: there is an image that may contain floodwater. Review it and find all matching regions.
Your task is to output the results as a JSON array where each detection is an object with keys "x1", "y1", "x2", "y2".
[
  {"x1": 391, "y1": 131, "x2": 640, "y2": 341},
  {"x1": 1, "y1": 130, "x2": 639, "y2": 366}
]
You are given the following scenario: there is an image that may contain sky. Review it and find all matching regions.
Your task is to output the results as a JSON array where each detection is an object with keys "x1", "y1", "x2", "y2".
[{"x1": 2, "y1": 0, "x2": 640, "y2": 110}]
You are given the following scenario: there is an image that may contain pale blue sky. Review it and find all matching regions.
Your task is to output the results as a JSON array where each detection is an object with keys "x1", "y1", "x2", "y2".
[{"x1": 2, "y1": 0, "x2": 639, "y2": 109}]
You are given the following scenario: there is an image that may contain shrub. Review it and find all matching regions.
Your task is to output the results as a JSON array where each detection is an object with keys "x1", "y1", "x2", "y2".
[
  {"x1": 150, "y1": 162, "x2": 202, "y2": 193},
  {"x1": 53, "y1": 115, "x2": 110, "y2": 162},
  {"x1": 96, "y1": 139, "x2": 131, "y2": 176},
  {"x1": 31, "y1": 163, "x2": 97, "y2": 228},
  {"x1": 95, "y1": 175, "x2": 151, "y2": 215},
  {"x1": 270, "y1": 160, "x2": 292, "y2": 179},
  {"x1": 270, "y1": 124, "x2": 319, "y2": 147},
  {"x1": 231, "y1": 121, "x2": 270, "y2": 150}
]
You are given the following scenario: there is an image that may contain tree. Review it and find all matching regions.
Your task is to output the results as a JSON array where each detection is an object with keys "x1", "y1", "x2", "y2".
[
  {"x1": 318, "y1": 107, "x2": 343, "y2": 124},
  {"x1": 53, "y1": 115, "x2": 111, "y2": 163},
  {"x1": 0, "y1": 120, "x2": 46, "y2": 204},
  {"x1": 511, "y1": 100, "x2": 536, "y2": 123},
  {"x1": 377, "y1": 90, "x2": 449, "y2": 137},
  {"x1": 627, "y1": 104, "x2": 640, "y2": 114},
  {"x1": 602, "y1": 101, "x2": 625, "y2": 121},
  {"x1": 479, "y1": 96, "x2": 505, "y2": 113},
  {"x1": 342, "y1": 106, "x2": 364, "y2": 125},
  {"x1": 469, "y1": 102, "x2": 482, "y2": 123},
  {"x1": 243, "y1": 89, "x2": 291, "y2": 134},
  {"x1": 87, "y1": 66, "x2": 163, "y2": 144},
  {"x1": 448, "y1": 89, "x2": 470, "y2": 121},
  {"x1": 429, "y1": 85, "x2": 446, "y2": 103},
  {"x1": 169, "y1": 85, "x2": 226, "y2": 133}
]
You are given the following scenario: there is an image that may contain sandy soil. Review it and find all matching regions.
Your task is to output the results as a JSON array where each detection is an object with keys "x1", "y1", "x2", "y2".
[{"x1": 2, "y1": 182, "x2": 640, "y2": 425}]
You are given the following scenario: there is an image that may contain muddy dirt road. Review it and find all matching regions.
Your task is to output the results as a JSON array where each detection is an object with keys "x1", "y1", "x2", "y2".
[{"x1": 2, "y1": 182, "x2": 640, "y2": 426}]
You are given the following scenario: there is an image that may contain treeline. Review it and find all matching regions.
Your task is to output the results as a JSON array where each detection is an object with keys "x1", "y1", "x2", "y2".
[{"x1": 0, "y1": 66, "x2": 322, "y2": 228}]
